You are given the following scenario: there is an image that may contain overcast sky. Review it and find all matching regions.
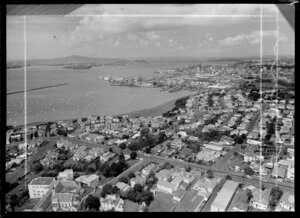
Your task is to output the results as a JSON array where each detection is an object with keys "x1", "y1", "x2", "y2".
[{"x1": 7, "y1": 4, "x2": 294, "y2": 60}]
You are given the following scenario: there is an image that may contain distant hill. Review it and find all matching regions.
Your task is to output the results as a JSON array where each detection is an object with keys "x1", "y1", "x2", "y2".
[{"x1": 7, "y1": 55, "x2": 148, "y2": 69}]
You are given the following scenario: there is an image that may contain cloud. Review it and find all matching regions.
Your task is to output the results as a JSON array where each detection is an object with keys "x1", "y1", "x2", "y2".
[
  {"x1": 65, "y1": 4, "x2": 279, "y2": 47},
  {"x1": 168, "y1": 38, "x2": 185, "y2": 49},
  {"x1": 138, "y1": 38, "x2": 149, "y2": 47},
  {"x1": 127, "y1": 33, "x2": 138, "y2": 40},
  {"x1": 155, "y1": 42, "x2": 161, "y2": 47},
  {"x1": 219, "y1": 30, "x2": 288, "y2": 46},
  {"x1": 205, "y1": 34, "x2": 214, "y2": 41},
  {"x1": 145, "y1": 31, "x2": 160, "y2": 40},
  {"x1": 114, "y1": 40, "x2": 120, "y2": 46}
]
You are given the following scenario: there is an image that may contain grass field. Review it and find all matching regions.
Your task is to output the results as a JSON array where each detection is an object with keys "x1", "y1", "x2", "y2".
[
  {"x1": 15, "y1": 198, "x2": 40, "y2": 211},
  {"x1": 227, "y1": 188, "x2": 249, "y2": 212},
  {"x1": 148, "y1": 191, "x2": 178, "y2": 212}
]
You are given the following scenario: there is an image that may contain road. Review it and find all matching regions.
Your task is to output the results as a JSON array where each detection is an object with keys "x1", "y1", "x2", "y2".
[
  {"x1": 6, "y1": 139, "x2": 54, "y2": 184},
  {"x1": 245, "y1": 102, "x2": 268, "y2": 132},
  {"x1": 136, "y1": 153, "x2": 294, "y2": 190}
]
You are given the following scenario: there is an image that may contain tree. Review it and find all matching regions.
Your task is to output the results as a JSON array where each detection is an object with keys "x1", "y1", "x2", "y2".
[
  {"x1": 140, "y1": 127, "x2": 150, "y2": 138},
  {"x1": 226, "y1": 175, "x2": 232, "y2": 180},
  {"x1": 246, "y1": 189, "x2": 253, "y2": 203},
  {"x1": 128, "y1": 172, "x2": 136, "y2": 179},
  {"x1": 85, "y1": 195, "x2": 100, "y2": 211},
  {"x1": 127, "y1": 189, "x2": 136, "y2": 202},
  {"x1": 119, "y1": 153, "x2": 125, "y2": 163},
  {"x1": 58, "y1": 153, "x2": 68, "y2": 160},
  {"x1": 144, "y1": 147, "x2": 151, "y2": 154},
  {"x1": 175, "y1": 97, "x2": 188, "y2": 109},
  {"x1": 133, "y1": 184, "x2": 143, "y2": 193},
  {"x1": 158, "y1": 131, "x2": 167, "y2": 143},
  {"x1": 165, "y1": 142, "x2": 171, "y2": 149},
  {"x1": 31, "y1": 162, "x2": 43, "y2": 173},
  {"x1": 122, "y1": 134, "x2": 129, "y2": 139},
  {"x1": 119, "y1": 176, "x2": 129, "y2": 184},
  {"x1": 11, "y1": 162, "x2": 18, "y2": 168},
  {"x1": 73, "y1": 172, "x2": 81, "y2": 179},
  {"x1": 234, "y1": 136, "x2": 244, "y2": 144},
  {"x1": 130, "y1": 151, "x2": 137, "y2": 160},
  {"x1": 185, "y1": 165, "x2": 191, "y2": 172},
  {"x1": 119, "y1": 143, "x2": 126, "y2": 150},
  {"x1": 128, "y1": 141, "x2": 140, "y2": 151},
  {"x1": 108, "y1": 148, "x2": 113, "y2": 152},
  {"x1": 207, "y1": 169, "x2": 214, "y2": 179},
  {"x1": 179, "y1": 119, "x2": 185, "y2": 125},
  {"x1": 244, "y1": 166, "x2": 254, "y2": 176},
  {"x1": 111, "y1": 186, "x2": 120, "y2": 195},
  {"x1": 9, "y1": 194, "x2": 18, "y2": 212},
  {"x1": 248, "y1": 91, "x2": 260, "y2": 101},
  {"x1": 234, "y1": 151, "x2": 239, "y2": 157},
  {"x1": 101, "y1": 184, "x2": 113, "y2": 198},
  {"x1": 163, "y1": 162, "x2": 174, "y2": 170},
  {"x1": 269, "y1": 187, "x2": 283, "y2": 211},
  {"x1": 87, "y1": 164, "x2": 97, "y2": 173}
]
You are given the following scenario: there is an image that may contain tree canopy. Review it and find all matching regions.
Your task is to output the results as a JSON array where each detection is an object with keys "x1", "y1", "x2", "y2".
[{"x1": 85, "y1": 195, "x2": 100, "y2": 211}]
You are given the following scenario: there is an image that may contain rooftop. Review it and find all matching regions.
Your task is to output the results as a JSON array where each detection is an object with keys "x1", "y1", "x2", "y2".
[
  {"x1": 252, "y1": 188, "x2": 271, "y2": 205},
  {"x1": 30, "y1": 177, "x2": 55, "y2": 186},
  {"x1": 52, "y1": 193, "x2": 74, "y2": 203},
  {"x1": 211, "y1": 180, "x2": 239, "y2": 211},
  {"x1": 174, "y1": 190, "x2": 204, "y2": 212}
]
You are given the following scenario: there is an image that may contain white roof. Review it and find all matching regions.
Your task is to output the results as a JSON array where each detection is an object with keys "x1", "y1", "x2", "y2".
[
  {"x1": 211, "y1": 180, "x2": 239, "y2": 211},
  {"x1": 85, "y1": 174, "x2": 99, "y2": 182},
  {"x1": 203, "y1": 144, "x2": 223, "y2": 151}
]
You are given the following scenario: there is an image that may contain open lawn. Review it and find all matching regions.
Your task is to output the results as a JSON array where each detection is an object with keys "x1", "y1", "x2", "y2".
[
  {"x1": 148, "y1": 191, "x2": 178, "y2": 212},
  {"x1": 15, "y1": 198, "x2": 40, "y2": 211},
  {"x1": 227, "y1": 155, "x2": 248, "y2": 172},
  {"x1": 174, "y1": 190, "x2": 205, "y2": 212},
  {"x1": 227, "y1": 188, "x2": 249, "y2": 212}
]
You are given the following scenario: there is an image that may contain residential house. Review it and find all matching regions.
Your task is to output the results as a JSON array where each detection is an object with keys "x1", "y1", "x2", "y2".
[
  {"x1": 243, "y1": 152, "x2": 256, "y2": 163},
  {"x1": 141, "y1": 163, "x2": 156, "y2": 178},
  {"x1": 52, "y1": 193, "x2": 77, "y2": 211},
  {"x1": 192, "y1": 177, "x2": 218, "y2": 196},
  {"x1": 123, "y1": 200, "x2": 145, "y2": 212},
  {"x1": 251, "y1": 188, "x2": 271, "y2": 211},
  {"x1": 171, "y1": 176, "x2": 183, "y2": 187},
  {"x1": 174, "y1": 190, "x2": 205, "y2": 212},
  {"x1": 57, "y1": 169, "x2": 74, "y2": 180},
  {"x1": 271, "y1": 165, "x2": 287, "y2": 179},
  {"x1": 130, "y1": 176, "x2": 146, "y2": 188},
  {"x1": 277, "y1": 192, "x2": 294, "y2": 211},
  {"x1": 115, "y1": 182, "x2": 131, "y2": 195},
  {"x1": 287, "y1": 167, "x2": 294, "y2": 181},
  {"x1": 156, "y1": 169, "x2": 172, "y2": 182},
  {"x1": 100, "y1": 194, "x2": 124, "y2": 212},
  {"x1": 156, "y1": 179, "x2": 177, "y2": 194},
  {"x1": 203, "y1": 143, "x2": 224, "y2": 152},
  {"x1": 75, "y1": 174, "x2": 99, "y2": 188},
  {"x1": 100, "y1": 152, "x2": 116, "y2": 163}
]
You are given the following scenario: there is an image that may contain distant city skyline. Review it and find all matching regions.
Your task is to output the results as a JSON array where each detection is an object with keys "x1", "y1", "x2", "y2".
[{"x1": 7, "y1": 4, "x2": 294, "y2": 61}]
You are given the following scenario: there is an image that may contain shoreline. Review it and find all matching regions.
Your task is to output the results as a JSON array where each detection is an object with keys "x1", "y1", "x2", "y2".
[{"x1": 9, "y1": 92, "x2": 196, "y2": 129}]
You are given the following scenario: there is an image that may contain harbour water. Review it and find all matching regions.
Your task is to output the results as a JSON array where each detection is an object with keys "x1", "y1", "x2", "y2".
[{"x1": 7, "y1": 60, "x2": 204, "y2": 126}]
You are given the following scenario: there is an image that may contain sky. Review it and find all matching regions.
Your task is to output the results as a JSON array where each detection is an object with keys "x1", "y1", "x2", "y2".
[{"x1": 7, "y1": 4, "x2": 295, "y2": 61}]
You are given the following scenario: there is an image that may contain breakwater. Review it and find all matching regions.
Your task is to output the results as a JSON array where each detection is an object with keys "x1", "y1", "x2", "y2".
[{"x1": 7, "y1": 83, "x2": 68, "y2": 95}]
